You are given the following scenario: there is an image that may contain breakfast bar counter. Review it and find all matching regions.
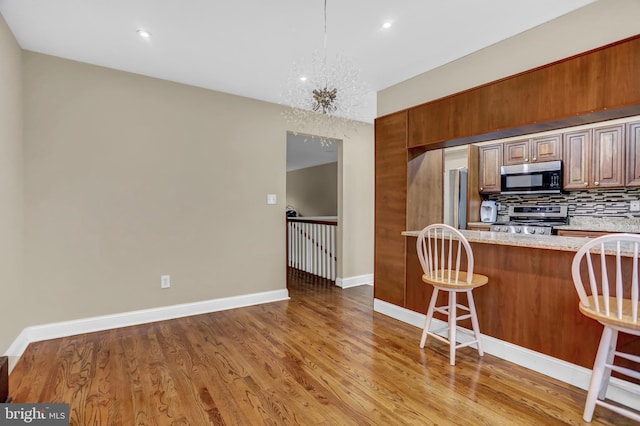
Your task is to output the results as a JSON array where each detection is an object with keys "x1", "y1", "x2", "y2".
[
  {"x1": 402, "y1": 229, "x2": 590, "y2": 253},
  {"x1": 401, "y1": 230, "x2": 640, "y2": 371}
]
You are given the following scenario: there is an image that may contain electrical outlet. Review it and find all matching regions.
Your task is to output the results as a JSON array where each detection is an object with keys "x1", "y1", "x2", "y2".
[
  {"x1": 161, "y1": 275, "x2": 171, "y2": 289},
  {"x1": 631, "y1": 200, "x2": 640, "y2": 212}
]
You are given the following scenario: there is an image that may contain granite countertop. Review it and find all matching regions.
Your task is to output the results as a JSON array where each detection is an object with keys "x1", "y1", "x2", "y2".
[
  {"x1": 470, "y1": 217, "x2": 640, "y2": 233},
  {"x1": 403, "y1": 228, "x2": 640, "y2": 257},
  {"x1": 402, "y1": 229, "x2": 589, "y2": 253},
  {"x1": 554, "y1": 216, "x2": 640, "y2": 233}
]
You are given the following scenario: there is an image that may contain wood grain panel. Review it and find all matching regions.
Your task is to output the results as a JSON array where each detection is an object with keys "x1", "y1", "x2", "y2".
[
  {"x1": 408, "y1": 100, "x2": 453, "y2": 148},
  {"x1": 604, "y1": 36, "x2": 640, "y2": 109},
  {"x1": 466, "y1": 145, "x2": 482, "y2": 223},
  {"x1": 451, "y1": 87, "x2": 490, "y2": 138},
  {"x1": 374, "y1": 111, "x2": 407, "y2": 306},
  {"x1": 406, "y1": 35, "x2": 639, "y2": 148},
  {"x1": 407, "y1": 149, "x2": 443, "y2": 230}
]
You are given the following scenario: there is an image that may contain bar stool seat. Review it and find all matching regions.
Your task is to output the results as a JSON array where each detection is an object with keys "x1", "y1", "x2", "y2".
[
  {"x1": 416, "y1": 224, "x2": 488, "y2": 366},
  {"x1": 571, "y1": 233, "x2": 640, "y2": 422}
]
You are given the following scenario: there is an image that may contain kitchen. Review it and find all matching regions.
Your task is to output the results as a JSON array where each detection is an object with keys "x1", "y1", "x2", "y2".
[{"x1": 374, "y1": 34, "x2": 640, "y2": 413}]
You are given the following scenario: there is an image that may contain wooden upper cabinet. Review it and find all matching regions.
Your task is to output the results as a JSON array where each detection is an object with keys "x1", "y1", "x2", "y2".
[
  {"x1": 563, "y1": 130, "x2": 591, "y2": 190},
  {"x1": 626, "y1": 121, "x2": 640, "y2": 186},
  {"x1": 503, "y1": 135, "x2": 561, "y2": 165},
  {"x1": 563, "y1": 124, "x2": 625, "y2": 190},
  {"x1": 503, "y1": 139, "x2": 529, "y2": 165},
  {"x1": 478, "y1": 144, "x2": 502, "y2": 194},
  {"x1": 408, "y1": 101, "x2": 453, "y2": 148},
  {"x1": 603, "y1": 37, "x2": 640, "y2": 109},
  {"x1": 531, "y1": 135, "x2": 562, "y2": 163},
  {"x1": 402, "y1": 35, "x2": 639, "y2": 148},
  {"x1": 592, "y1": 124, "x2": 625, "y2": 188}
]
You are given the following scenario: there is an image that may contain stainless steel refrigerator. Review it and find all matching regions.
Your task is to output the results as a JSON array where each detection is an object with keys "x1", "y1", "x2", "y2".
[{"x1": 443, "y1": 167, "x2": 468, "y2": 229}]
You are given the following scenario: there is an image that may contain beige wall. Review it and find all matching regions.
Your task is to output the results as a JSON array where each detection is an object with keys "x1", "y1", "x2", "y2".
[
  {"x1": 0, "y1": 15, "x2": 25, "y2": 355},
  {"x1": 19, "y1": 51, "x2": 374, "y2": 329},
  {"x1": 378, "y1": 0, "x2": 640, "y2": 116},
  {"x1": 286, "y1": 162, "x2": 337, "y2": 217}
]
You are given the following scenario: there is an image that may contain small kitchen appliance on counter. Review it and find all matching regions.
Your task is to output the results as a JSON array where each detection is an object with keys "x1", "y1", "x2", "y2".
[
  {"x1": 480, "y1": 201, "x2": 497, "y2": 223},
  {"x1": 490, "y1": 205, "x2": 568, "y2": 235}
]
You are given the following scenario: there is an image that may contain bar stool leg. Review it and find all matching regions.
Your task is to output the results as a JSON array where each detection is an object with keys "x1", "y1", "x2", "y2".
[
  {"x1": 584, "y1": 326, "x2": 614, "y2": 422},
  {"x1": 420, "y1": 288, "x2": 439, "y2": 349},
  {"x1": 449, "y1": 291, "x2": 457, "y2": 366},
  {"x1": 467, "y1": 290, "x2": 484, "y2": 356},
  {"x1": 598, "y1": 329, "x2": 618, "y2": 400}
]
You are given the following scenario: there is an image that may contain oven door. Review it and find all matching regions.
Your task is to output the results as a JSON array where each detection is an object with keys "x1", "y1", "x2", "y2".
[{"x1": 500, "y1": 161, "x2": 562, "y2": 195}]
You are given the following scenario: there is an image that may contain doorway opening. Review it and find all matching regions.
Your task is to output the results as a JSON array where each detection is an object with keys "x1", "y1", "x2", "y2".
[{"x1": 285, "y1": 131, "x2": 340, "y2": 289}]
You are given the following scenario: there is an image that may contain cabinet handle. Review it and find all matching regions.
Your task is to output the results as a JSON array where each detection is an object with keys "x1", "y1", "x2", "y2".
[
  {"x1": 480, "y1": 187, "x2": 483, "y2": 191},
  {"x1": 595, "y1": 181, "x2": 600, "y2": 186},
  {"x1": 524, "y1": 158, "x2": 529, "y2": 162},
  {"x1": 532, "y1": 157, "x2": 537, "y2": 161},
  {"x1": 584, "y1": 182, "x2": 588, "y2": 186}
]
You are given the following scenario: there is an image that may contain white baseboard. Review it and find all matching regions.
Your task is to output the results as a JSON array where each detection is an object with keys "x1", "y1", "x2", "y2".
[
  {"x1": 5, "y1": 289, "x2": 289, "y2": 372},
  {"x1": 336, "y1": 273, "x2": 374, "y2": 288},
  {"x1": 373, "y1": 298, "x2": 640, "y2": 411}
]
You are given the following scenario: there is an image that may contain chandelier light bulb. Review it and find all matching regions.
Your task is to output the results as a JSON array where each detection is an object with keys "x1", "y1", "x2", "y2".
[{"x1": 136, "y1": 29, "x2": 151, "y2": 39}]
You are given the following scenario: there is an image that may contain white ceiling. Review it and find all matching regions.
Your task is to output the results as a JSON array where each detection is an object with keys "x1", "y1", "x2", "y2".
[{"x1": 0, "y1": 0, "x2": 596, "y2": 170}]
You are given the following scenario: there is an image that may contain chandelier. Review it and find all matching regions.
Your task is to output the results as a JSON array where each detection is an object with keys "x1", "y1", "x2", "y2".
[{"x1": 282, "y1": 0, "x2": 367, "y2": 145}]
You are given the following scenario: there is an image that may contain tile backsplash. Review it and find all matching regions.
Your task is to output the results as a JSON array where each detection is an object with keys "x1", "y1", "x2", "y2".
[{"x1": 486, "y1": 187, "x2": 640, "y2": 220}]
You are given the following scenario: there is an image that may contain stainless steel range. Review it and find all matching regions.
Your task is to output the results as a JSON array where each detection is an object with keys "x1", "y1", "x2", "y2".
[{"x1": 490, "y1": 205, "x2": 568, "y2": 235}]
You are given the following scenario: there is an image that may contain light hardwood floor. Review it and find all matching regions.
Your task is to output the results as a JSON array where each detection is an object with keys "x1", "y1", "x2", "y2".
[{"x1": 9, "y1": 269, "x2": 636, "y2": 425}]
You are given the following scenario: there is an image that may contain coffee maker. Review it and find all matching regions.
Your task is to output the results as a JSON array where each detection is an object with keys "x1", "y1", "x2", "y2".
[{"x1": 480, "y1": 201, "x2": 497, "y2": 223}]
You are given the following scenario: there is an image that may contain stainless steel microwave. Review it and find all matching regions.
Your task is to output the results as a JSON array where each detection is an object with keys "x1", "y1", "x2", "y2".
[{"x1": 500, "y1": 160, "x2": 563, "y2": 195}]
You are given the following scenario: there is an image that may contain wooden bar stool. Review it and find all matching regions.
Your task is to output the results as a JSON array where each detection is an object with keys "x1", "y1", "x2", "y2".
[
  {"x1": 416, "y1": 224, "x2": 488, "y2": 366},
  {"x1": 571, "y1": 233, "x2": 640, "y2": 422}
]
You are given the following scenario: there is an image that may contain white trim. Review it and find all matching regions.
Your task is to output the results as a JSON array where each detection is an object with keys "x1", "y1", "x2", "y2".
[
  {"x1": 336, "y1": 273, "x2": 374, "y2": 288},
  {"x1": 373, "y1": 298, "x2": 640, "y2": 411},
  {"x1": 5, "y1": 289, "x2": 289, "y2": 372}
]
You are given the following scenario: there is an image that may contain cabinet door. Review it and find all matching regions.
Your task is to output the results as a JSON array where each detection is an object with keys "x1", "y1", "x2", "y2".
[
  {"x1": 531, "y1": 134, "x2": 562, "y2": 163},
  {"x1": 592, "y1": 124, "x2": 625, "y2": 188},
  {"x1": 503, "y1": 139, "x2": 529, "y2": 165},
  {"x1": 626, "y1": 121, "x2": 640, "y2": 186},
  {"x1": 478, "y1": 144, "x2": 502, "y2": 193},
  {"x1": 374, "y1": 112, "x2": 407, "y2": 307},
  {"x1": 563, "y1": 130, "x2": 591, "y2": 190}
]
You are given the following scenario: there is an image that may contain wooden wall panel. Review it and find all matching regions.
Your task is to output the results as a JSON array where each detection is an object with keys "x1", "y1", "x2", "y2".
[
  {"x1": 374, "y1": 111, "x2": 408, "y2": 306},
  {"x1": 406, "y1": 35, "x2": 640, "y2": 149},
  {"x1": 408, "y1": 100, "x2": 453, "y2": 148},
  {"x1": 406, "y1": 149, "x2": 443, "y2": 230},
  {"x1": 604, "y1": 37, "x2": 640, "y2": 110}
]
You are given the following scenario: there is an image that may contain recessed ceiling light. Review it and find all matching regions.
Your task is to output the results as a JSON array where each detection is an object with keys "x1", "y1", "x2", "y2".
[
  {"x1": 299, "y1": 76, "x2": 307, "y2": 82},
  {"x1": 136, "y1": 29, "x2": 151, "y2": 39},
  {"x1": 381, "y1": 21, "x2": 392, "y2": 30}
]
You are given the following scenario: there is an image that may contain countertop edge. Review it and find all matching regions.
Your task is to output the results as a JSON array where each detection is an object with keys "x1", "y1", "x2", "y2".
[{"x1": 402, "y1": 229, "x2": 590, "y2": 253}]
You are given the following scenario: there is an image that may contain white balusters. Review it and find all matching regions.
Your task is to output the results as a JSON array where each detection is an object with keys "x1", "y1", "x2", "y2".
[{"x1": 287, "y1": 218, "x2": 337, "y2": 280}]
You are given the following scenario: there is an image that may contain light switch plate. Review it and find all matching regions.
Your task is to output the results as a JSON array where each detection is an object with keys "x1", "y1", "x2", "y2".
[
  {"x1": 267, "y1": 194, "x2": 277, "y2": 205},
  {"x1": 631, "y1": 200, "x2": 640, "y2": 212}
]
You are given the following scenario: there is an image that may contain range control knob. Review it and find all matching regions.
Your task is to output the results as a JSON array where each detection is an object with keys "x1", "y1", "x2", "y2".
[{"x1": 515, "y1": 227, "x2": 522, "y2": 233}]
